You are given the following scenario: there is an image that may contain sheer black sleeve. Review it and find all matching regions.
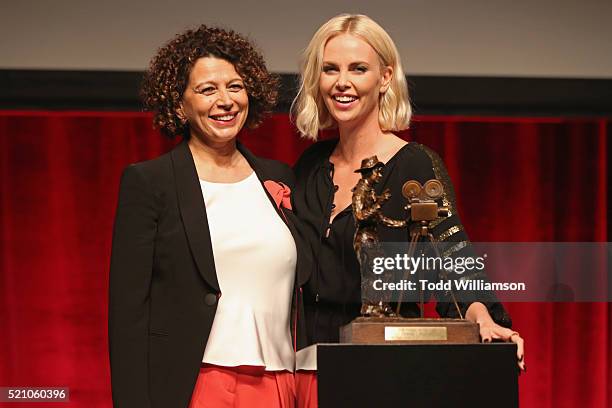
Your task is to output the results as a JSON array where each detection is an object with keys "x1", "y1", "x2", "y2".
[{"x1": 414, "y1": 144, "x2": 512, "y2": 328}]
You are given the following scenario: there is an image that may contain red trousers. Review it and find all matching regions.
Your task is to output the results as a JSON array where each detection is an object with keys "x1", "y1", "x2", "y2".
[
  {"x1": 189, "y1": 365, "x2": 295, "y2": 408},
  {"x1": 295, "y1": 371, "x2": 318, "y2": 408}
]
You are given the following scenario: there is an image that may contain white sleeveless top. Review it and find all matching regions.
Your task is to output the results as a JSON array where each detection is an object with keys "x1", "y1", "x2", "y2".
[{"x1": 199, "y1": 172, "x2": 297, "y2": 371}]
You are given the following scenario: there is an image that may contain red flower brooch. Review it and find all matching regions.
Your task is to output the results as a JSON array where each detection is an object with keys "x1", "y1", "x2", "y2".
[{"x1": 263, "y1": 180, "x2": 292, "y2": 211}]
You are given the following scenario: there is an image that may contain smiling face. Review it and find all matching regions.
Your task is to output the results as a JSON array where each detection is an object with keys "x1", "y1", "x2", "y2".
[
  {"x1": 179, "y1": 57, "x2": 249, "y2": 145},
  {"x1": 319, "y1": 33, "x2": 392, "y2": 128}
]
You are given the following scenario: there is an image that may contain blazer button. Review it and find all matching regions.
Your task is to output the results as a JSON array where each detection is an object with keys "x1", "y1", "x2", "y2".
[{"x1": 204, "y1": 293, "x2": 218, "y2": 306}]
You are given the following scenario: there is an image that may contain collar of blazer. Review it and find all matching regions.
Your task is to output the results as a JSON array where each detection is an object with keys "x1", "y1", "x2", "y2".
[{"x1": 169, "y1": 140, "x2": 304, "y2": 292}]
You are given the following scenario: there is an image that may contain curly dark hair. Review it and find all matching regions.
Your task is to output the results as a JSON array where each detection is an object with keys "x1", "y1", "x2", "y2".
[{"x1": 141, "y1": 25, "x2": 279, "y2": 138}]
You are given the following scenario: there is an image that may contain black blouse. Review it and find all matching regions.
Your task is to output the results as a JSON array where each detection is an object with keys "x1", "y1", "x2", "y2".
[{"x1": 293, "y1": 139, "x2": 511, "y2": 344}]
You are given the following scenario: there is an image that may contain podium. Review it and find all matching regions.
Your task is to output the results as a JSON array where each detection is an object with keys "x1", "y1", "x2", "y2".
[{"x1": 299, "y1": 343, "x2": 518, "y2": 408}]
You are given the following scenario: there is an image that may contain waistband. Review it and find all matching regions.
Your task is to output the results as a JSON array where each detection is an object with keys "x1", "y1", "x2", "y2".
[{"x1": 200, "y1": 363, "x2": 293, "y2": 376}]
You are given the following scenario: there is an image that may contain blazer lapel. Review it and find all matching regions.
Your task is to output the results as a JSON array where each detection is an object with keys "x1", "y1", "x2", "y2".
[{"x1": 171, "y1": 141, "x2": 220, "y2": 292}]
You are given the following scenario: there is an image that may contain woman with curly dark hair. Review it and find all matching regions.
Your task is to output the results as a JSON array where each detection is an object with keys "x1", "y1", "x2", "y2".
[{"x1": 109, "y1": 25, "x2": 309, "y2": 408}]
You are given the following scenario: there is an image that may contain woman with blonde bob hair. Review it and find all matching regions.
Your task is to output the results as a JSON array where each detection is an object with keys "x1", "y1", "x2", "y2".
[
  {"x1": 292, "y1": 14, "x2": 411, "y2": 140},
  {"x1": 291, "y1": 14, "x2": 525, "y2": 407}
]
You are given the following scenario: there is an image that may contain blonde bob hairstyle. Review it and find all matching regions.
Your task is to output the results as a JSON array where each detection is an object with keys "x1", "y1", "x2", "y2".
[{"x1": 291, "y1": 14, "x2": 412, "y2": 141}]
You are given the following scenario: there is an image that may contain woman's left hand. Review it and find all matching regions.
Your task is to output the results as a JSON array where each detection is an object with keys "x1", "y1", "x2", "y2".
[
  {"x1": 466, "y1": 302, "x2": 526, "y2": 372},
  {"x1": 479, "y1": 319, "x2": 525, "y2": 371}
]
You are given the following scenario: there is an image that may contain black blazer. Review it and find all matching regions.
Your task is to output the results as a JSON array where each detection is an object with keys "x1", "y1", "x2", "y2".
[{"x1": 108, "y1": 141, "x2": 311, "y2": 408}]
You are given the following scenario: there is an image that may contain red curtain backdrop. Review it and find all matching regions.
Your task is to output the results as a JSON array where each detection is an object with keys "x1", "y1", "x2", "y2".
[{"x1": 0, "y1": 111, "x2": 610, "y2": 407}]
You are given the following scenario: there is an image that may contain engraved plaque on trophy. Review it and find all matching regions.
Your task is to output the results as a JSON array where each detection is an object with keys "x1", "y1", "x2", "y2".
[{"x1": 339, "y1": 155, "x2": 479, "y2": 344}]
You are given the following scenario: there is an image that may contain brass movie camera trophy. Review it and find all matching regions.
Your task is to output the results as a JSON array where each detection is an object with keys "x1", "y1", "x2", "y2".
[{"x1": 339, "y1": 156, "x2": 479, "y2": 344}]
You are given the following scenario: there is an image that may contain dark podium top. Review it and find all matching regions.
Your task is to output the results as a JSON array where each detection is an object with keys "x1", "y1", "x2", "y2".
[{"x1": 316, "y1": 343, "x2": 518, "y2": 408}]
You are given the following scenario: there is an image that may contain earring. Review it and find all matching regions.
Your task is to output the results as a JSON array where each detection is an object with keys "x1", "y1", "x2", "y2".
[{"x1": 177, "y1": 111, "x2": 187, "y2": 125}]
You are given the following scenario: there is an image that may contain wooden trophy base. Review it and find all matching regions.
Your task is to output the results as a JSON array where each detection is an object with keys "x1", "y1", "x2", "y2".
[{"x1": 340, "y1": 317, "x2": 480, "y2": 344}]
